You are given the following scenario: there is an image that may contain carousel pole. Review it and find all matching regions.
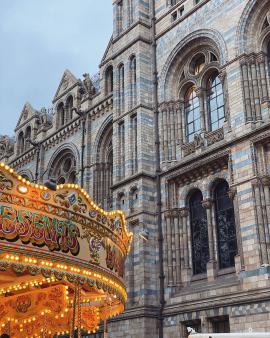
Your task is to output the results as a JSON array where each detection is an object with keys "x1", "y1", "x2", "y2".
[
  {"x1": 77, "y1": 284, "x2": 82, "y2": 338},
  {"x1": 71, "y1": 284, "x2": 78, "y2": 338}
]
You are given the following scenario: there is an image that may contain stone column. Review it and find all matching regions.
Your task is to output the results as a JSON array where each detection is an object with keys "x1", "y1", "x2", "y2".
[
  {"x1": 250, "y1": 56, "x2": 262, "y2": 121},
  {"x1": 163, "y1": 107, "x2": 169, "y2": 161},
  {"x1": 180, "y1": 207, "x2": 190, "y2": 285},
  {"x1": 196, "y1": 87, "x2": 206, "y2": 132},
  {"x1": 261, "y1": 175, "x2": 270, "y2": 259},
  {"x1": 252, "y1": 178, "x2": 269, "y2": 265},
  {"x1": 257, "y1": 53, "x2": 269, "y2": 103},
  {"x1": 165, "y1": 211, "x2": 174, "y2": 286},
  {"x1": 241, "y1": 59, "x2": 253, "y2": 122},
  {"x1": 229, "y1": 187, "x2": 245, "y2": 272},
  {"x1": 167, "y1": 102, "x2": 173, "y2": 161},
  {"x1": 159, "y1": 104, "x2": 165, "y2": 162},
  {"x1": 172, "y1": 209, "x2": 181, "y2": 287},
  {"x1": 169, "y1": 102, "x2": 176, "y2": 160},
  {"x1": 175, "y1": 101, "x2": 183, "y2": 146},
  {"x1": 180, "y1": 100, "x2": 186, "y2": 144},
  {"x1": 202, "y1": 198, "x2": 217, "y2": 281},
  {"x1": 219, "y1": 70, "x2": 231, "y2": 131}
]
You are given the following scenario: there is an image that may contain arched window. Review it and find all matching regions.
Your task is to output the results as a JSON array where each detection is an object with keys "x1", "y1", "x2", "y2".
[
  {"x1": 119, "y1": 64, "x2": 125, "y2": 111},
  {"x1": 49, "y1": 150, "x2": 77, "y2": 184},
  {"x1": 130, "y1": 56, "x2": 137, "y2": 108},
  {"x1": 127, "y1": 0, "x2": 134, "y2": 25},
  {"x1": 57, "y1": 102, "x2": 65, "y2": 127},
  {"x1": 25, "y1": 126, "x2": 31, "y2": 150},
  {"x1": 206, "y1": 72, "x2": 225, "y2": 131},
  {"x1": 117, "y1": 193, "x2": 125, "y2": 210},
  {"x1": 185, "y1": 86, "x2": 201, "y2": 142},
  {"x1": 189, "y1": 190, "x2": 209, "y2": 275},
  {"x1": 95, "y1": 122, "x2": 113, "y2": 210},
  {"x1": 66, "y1": 96, "x2": 73, "y2": 121},
  {"x1": 130, "y1": 188, "x2": 138, "y2": 212},
  {"x1": 105, "y1": 66, "x2": 114, "y2": 95},
  {"x1": 17, "y1": 131, "x2": 24, "y2": 155},
  {"x1": 214, "y1": 180, "x2": 237, "y2": 269}
]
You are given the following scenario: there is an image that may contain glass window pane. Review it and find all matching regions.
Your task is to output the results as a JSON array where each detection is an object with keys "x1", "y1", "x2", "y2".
[
  {"x1": 210, "y1": 99, "x2": 217, "y2": 111},
  {"x1": 218, "y1": 107, "x2": 225, "y2": 120},
  {"x1": 185, "y1": 86, "x2": 201, "y2": 142},
  {"x1": 189, "y1": 190, "x2": 209, "y2": 275},
  {"x1": 207, "y1": 72, "x2": 225, "y2": 131},
  {"x1": 211, "y1": 110, "x2": 218, "y2": 123},
  {"x1": 217, "y1": 94, "x2": 224, "y2": 108},
  {"x1": 212, "y1": 122, "x2": 219, "y2": 130},
  {"x1": 194, "y1": 118, "x2": 201, "y2": 131},
  {"x1": 214, "y1": 181, "x2": 238, "y2": 269}
]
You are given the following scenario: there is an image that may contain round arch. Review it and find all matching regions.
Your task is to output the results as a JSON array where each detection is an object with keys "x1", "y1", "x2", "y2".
[
  {"x1": 47, "y1": 143, "x2": 80, "y2": 183},
  {"x1": 159, "y1": 29, "x2": 228, "y2": 102},
  {"x1": 92, "y1": 117, "x2": 113, "y2": 164},
  {"x1": 18, "y1": 169, "x2": 34, "y2": 182},
  {"x1": 236, "y1": 0, "x2": 269, "y2": 54}
]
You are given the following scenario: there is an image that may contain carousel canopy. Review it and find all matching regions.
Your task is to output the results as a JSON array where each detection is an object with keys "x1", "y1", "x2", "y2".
[{"x1": 0, "y1": 162, "x2": 133, "y2": 338}]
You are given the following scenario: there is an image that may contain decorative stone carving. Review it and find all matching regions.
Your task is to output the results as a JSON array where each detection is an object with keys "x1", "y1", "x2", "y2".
[
  {"x1": 228, "y1": 187, "x2": 237, "y2": 200},
  {"x1": 83, "y1": 73, "x2": 96, "y2": 97},
  {"x1": 179, "y1": 207, "x2": 189, "y2": 218},
  {"x1": 181, "y1": 141, "x2": 196, "y2": 157},
  {"x1": 0, "y1": 135, "x2": 14, "y2": 159},
  {"x1": 36, "y1": 108, "x2": 53, "y2": 132},
  {"x1": 260, "y1": 175, "x2": 270, "y2": 186},
  {"x1": 205, "y1": 128, "x2": 224, "y2": 146},
  {"x1": 202, "y1": 198, "x2": 213, "y2": 209},
  {"x1": 181, "y1": 133, "x2": 205, "y2": 157}
]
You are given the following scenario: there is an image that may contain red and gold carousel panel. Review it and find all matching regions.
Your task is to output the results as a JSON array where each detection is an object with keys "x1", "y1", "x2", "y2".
[{"x1": 0, "y1": 162, "x2": 133, "y2": 338}]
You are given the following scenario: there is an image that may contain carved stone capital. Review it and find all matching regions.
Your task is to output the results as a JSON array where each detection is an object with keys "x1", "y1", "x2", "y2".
[
  {"x1": 248, "y1": 54, "x2": 256, "y2": 65},
  {"x1": 202, "y1": 198, "x2": 213, "y2": 209},
  {"x1": 205, "y1": 128, "x2": 224, "y2": 146},
  {"x1": 218, "y1": 70, "x2": 226, "y2": 84},
  {"x1": 179, "y1": 207, "x2": 189, "y2": 218},
  {"x1": 165, "y1": 208, "x2": 180, "y2": 219},
  {"x1": 228, "y1": 187, "x2": 237, "y2": 200},
  {"x1": 159, "y1": 102, "x2": 168, "y2": 112},
  {"x1": 251, "y1": 178, "x2": 260, "y2": 188},
  {"x1": 256, "y1": 53, "x2": 266, "y2": 64},
  {"x1": 195, "y1": 87, "x2": 206, "y2": 98},
  {"x1": 261, "y1": 175, "x2": 270, "y2": 187},
  {"x1": 239, "y1": 57, "x2": 247, "y2": 66},
  {"x1": 164, "y1": 210, "x2": 172, "y2": 219}
]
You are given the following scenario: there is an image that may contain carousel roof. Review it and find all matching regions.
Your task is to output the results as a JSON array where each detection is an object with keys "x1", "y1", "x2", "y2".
[{"x1": 0, "y1": 162, "x2": 133, "y2": 337}]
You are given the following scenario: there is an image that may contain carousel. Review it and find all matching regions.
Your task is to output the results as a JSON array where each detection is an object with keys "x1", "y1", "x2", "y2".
[{"x1": 0, "y1": 162, "x2": 133, "y2": 338}]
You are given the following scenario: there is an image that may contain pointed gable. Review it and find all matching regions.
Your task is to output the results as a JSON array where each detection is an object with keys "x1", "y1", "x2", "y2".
[
  {"x1": 15, "y1": 102, "x2": 38, "y2": 130},
  {"x1": 101, "y1": 36, "x2": 113, "y2": 65},
  {"x1": 53, "y1": 69, "x2": 79, "y2": 103}
]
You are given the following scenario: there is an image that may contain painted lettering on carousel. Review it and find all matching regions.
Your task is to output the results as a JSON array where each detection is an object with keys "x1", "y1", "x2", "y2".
[{"x1": 0, "y1": 205, "x2": 80, "y2": 255}]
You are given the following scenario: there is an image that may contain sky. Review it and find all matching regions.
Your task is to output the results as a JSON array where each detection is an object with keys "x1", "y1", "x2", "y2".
[{"x1": 0, "y1": 1, "x2": 113, "y2": 136}]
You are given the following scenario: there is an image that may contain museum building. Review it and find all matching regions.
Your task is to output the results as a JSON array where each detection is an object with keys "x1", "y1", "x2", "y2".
[{"x1": 1, "y1": 0, "x2": 270, "y2": 336}]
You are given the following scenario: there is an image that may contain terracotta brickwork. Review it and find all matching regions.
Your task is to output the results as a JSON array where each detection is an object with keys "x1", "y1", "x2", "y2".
[{"x1": 1, "y1": 0, "x2": 270, "y2": 337}]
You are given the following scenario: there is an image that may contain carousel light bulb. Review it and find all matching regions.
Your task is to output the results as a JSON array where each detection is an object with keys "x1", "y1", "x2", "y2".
[{"x1": 18, "y1": 185, "x2": 28, "y2": 194}]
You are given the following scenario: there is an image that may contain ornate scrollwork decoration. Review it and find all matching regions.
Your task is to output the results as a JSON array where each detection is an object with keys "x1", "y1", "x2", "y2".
[
  {"x1": 205, "y1": 128, "x2": 224, "y2": 146},
  {"x1": 0, "y1": 171, "x2": 13, "y2": 190}
]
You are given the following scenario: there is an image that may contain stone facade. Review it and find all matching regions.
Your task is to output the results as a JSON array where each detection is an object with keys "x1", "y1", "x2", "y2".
[{"x1": 2, "y1": 0, "x2": 270, "y2": 337}]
